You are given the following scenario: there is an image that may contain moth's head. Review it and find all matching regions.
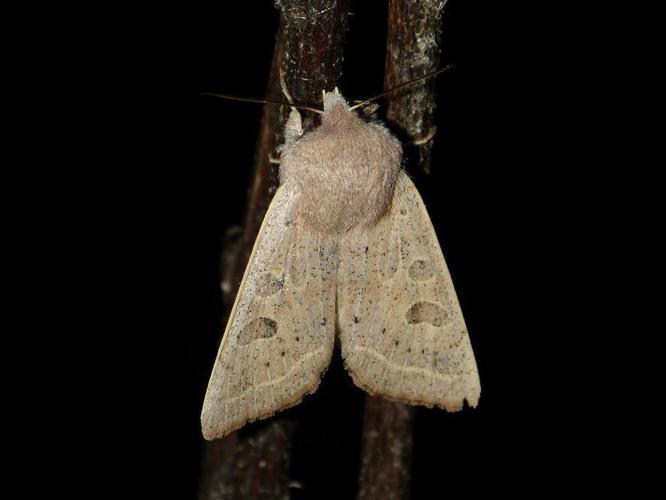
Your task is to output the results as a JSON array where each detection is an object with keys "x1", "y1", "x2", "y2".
[
  {"x1": 322, "y1": 89, "x2": 347, "y2": 113},
  {"x1": 321, "y1": 89, "x2": 357, "y2": 128},
  {"x1": 320, "y1": 89, "x2": 382, "y2": 126}
]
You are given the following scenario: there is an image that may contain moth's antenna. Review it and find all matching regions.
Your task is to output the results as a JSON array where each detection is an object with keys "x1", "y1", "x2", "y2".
[
  {"x1": 349, "y1": 65, "x2": 454, "y2": 111},
  {"x1": 200, "y1": 92, "x2": 323, "y2": 115}
]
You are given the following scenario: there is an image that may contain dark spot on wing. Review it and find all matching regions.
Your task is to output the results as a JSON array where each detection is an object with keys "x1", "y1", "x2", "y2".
[
  {"x1": 408, "y1": 259, "x2": 435, "y2": 281},
  {"x1": 238, "y1": 317, "x2": 278, "y2": 345},
  {"x1": 256, "y1": 272, "x2": 284, "y2": 296},
  {"x1": 405, "y1": 302, "x2": 448, "y2": 327}
]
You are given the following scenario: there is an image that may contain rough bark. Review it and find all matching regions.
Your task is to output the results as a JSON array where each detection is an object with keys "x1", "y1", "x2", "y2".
[
  {"x1": 357, "y1": 398, "x2": 415, "y2": 500},
  {"x1": 357, "y1": 1, "x2": 447, "y2": 499},
  {"x1": 199, "y1": 2, "x2": 351, "y2": 499},
  {"x1": 278, "y1": 0, "x2": 350, "y2": 115},
  {"x1": 385, "y1": 0, "x2": 447, "y2": 175}
]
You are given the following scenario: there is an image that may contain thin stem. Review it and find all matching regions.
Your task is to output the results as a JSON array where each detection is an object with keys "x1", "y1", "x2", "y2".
[{"x1": 357, "y1": 1, "x2": 448, "y2": 499}]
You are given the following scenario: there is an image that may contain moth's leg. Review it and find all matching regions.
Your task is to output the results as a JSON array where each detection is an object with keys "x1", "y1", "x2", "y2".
[
  {"x1": 279, "y1": 68, "x2": 295, "y2": 105},
  {"x1": 268, "y1": 154, "x2": 281, "y2": 165},
  {"x1": 404, "y1": 126, "x2": 437, "y2": 146},
  {"x1": 359, "y1": 103, "x2": 380, "y2": 120},
  {"x1": 279, "y1": 67, "x2": 303, "y2": 147},
  {"x1": 283, "y1": 107, "x2": 303, "y2": 146}
]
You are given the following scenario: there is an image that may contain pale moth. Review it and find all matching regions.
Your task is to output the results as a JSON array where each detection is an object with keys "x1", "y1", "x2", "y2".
[{"x1": 201, "y1": 88, "x2": 480, "y2": 440}]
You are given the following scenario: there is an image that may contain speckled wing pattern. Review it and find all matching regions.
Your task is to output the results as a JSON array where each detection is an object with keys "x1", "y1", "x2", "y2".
[
  {"x1": 201, "y1": 186, "x2": 337, "y2": 440},
  {"x1": 338, "y1": 172, "x2": 480, "y2": 411}
]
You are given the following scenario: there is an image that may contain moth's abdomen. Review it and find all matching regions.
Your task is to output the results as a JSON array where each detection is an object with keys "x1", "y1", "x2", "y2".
[{"x1": 280, "y1": 110, "x2": 403, "y2": 235}]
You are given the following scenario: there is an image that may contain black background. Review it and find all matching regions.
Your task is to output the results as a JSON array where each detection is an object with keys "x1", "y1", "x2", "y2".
[{"x1": 89, "y1": 1, "x2": 599, "y2": 498}]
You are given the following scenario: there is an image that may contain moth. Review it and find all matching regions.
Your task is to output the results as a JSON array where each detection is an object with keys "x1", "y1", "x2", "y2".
[{"x1": 201, "y1": 89, "x2": 480, "y2": 440}]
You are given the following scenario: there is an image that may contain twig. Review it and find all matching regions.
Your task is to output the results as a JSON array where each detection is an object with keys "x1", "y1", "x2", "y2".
[
  {"x1": 357, "y1": 1, "x2": 447, "y2": 499},
  {"x1": 385, "y1": 0, "x2": 447, "y2": 175},
  {"x1": 357, "y1": 398, "x2": 415, "y2": 500}
]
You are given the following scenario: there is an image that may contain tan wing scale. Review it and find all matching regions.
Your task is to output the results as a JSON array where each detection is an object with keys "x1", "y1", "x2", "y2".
[
  {"x1": 201, "y1": 186, "x2": 337, "y2": 440},
  {"x1": 338, "y1": 172, "x2": 480, "y2": 410}
]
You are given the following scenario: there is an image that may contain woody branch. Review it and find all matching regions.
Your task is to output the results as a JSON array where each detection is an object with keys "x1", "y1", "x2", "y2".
[{"x1": 357, "y1": 1, "x2": 447, "y2": 499}]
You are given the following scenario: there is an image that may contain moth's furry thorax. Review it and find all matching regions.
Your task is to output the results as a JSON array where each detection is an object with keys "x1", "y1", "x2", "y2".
[{"x1": 280, "y1": 92, "x2": 402, "y2": 235}]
